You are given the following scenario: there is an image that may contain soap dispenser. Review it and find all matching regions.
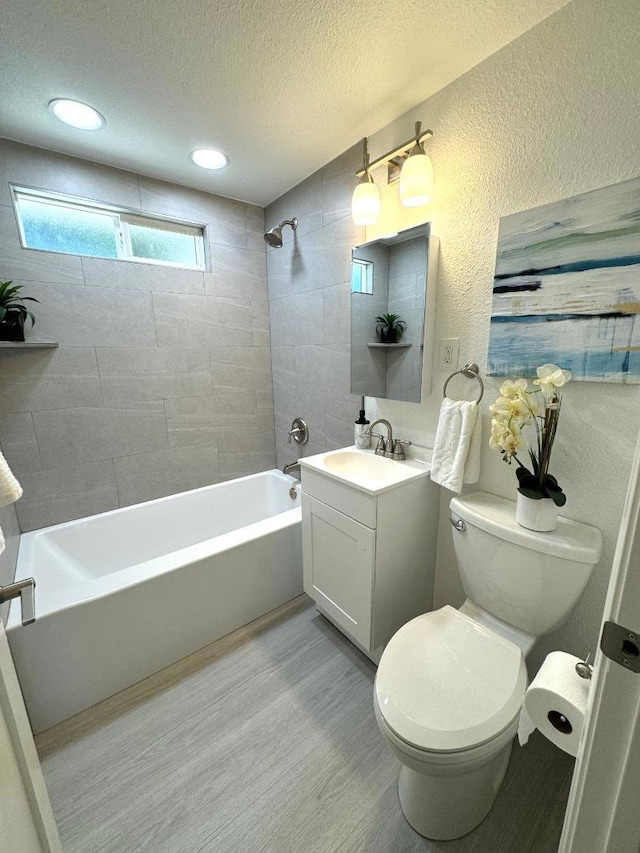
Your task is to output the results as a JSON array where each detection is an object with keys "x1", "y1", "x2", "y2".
[{"x1": 355, "y1": 397, "x2": 370, "y2": 449}]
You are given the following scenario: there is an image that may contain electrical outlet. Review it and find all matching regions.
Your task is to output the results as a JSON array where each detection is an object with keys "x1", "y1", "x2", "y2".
[{"x1": 439, "y1": 338, "x2": 459, "y2": 371}]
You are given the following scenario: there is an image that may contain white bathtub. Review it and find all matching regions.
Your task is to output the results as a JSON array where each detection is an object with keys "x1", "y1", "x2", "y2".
[{"x1": 7, "y1": 469, "x2": 302, "y2": 734}]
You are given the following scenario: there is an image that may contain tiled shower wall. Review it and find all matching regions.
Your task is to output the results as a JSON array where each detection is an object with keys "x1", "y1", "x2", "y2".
[
  {"x1": 266, "y1": 143, "x2": 364, "y2": 468},
  {"x1": 0, "y1": 501, "x2": 19, "y2": 592},
  {"x1": 0, "y1": 140, "x2": 275, "y2": 532}
]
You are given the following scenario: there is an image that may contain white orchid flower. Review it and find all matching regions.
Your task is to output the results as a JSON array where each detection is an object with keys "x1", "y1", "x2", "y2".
[
  {"x1": 499, "y1": 378, "x2": 529, "y2": 399},
  {"x1": 489, "y1": 419, "x2": 523, "y2": 457},
  {"x1": 533, "y1": 363, "x2": 572, "y2": 390},
  {"x1": 489, "y1": 364, "x2": 569, "y2": 494}
]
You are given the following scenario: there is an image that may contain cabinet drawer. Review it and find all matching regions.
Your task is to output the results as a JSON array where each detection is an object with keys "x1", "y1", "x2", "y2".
[
  {"x1": 300, "y1": 468, "x2": 377, "y2": 528},
  {"x1": 302, "y1": 495, "x2": 374, "y2": 650}
]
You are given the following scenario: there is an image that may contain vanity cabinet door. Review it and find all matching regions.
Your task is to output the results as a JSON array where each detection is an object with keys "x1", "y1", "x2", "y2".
[{"x1": 302, "y1": 495, "x2": 375, "y2": 649}]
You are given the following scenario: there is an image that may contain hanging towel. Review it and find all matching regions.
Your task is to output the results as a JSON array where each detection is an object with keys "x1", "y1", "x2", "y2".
[
  {"x1": 463, "y1": 406, "x2": 482, "y2": 486},
  {"x1": 0, "y1": 449, "x2": 22, "y2": 508},
  {"x1": 430, "y1": 398, "x2": 481, "y2": 493}
]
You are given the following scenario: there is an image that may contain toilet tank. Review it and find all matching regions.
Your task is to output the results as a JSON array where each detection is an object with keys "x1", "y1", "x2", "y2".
[{"x1": 450, "y1": 492, "x2": 602, "y2": 637}]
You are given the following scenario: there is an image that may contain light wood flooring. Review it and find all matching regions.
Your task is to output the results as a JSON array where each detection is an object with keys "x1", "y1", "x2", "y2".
[{"x1": 36, "y1": 595, "x2": 574, "y2": 853}]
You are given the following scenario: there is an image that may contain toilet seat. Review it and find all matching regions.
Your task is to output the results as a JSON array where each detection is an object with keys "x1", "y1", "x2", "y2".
[{"x1": 375, "y1": 605, "x2": 527, "y2": 754}]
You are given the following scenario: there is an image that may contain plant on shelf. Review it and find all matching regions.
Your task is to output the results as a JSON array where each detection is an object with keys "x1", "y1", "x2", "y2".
[
  {"x1": 489, "y1": 363, "x2": 572, "y2": 506},
  {"x1": 375, "y1": 312, "x2": 407, "y2": 344},
  {"x1": 0, "y1": 281, "x2": 39, "y2": 342}
]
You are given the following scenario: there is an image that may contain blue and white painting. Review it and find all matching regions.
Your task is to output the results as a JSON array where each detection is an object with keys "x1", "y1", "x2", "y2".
[{"x1": 488, "y1": 176, "x2": 640, "y2": 382}]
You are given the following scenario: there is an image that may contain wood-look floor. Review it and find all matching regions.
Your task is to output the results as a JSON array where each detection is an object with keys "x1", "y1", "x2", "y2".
[{"x1": 36, "y1": 595, "x2": 574, "y2": 853}]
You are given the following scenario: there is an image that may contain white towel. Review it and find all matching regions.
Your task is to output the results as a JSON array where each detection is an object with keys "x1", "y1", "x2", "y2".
[
  {"x1": 463, "y1": 406, "x2": 482, "y2": 486},
  {"x1": 430, "y1": 398, "x2": 481, "y2": 493},
  {"x1": 0, "y1": 449, "x2": 22, "y2": 508}
]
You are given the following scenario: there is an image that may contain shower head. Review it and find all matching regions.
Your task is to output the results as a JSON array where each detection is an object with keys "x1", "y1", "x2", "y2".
[{"x1": 264, "y1": 218, "x2": 298, "y2": 248}]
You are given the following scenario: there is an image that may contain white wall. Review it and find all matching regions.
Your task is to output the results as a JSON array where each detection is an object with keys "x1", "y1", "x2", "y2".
[
  {"x1": 363, "y1": 0, "x2": 640, "y2": 671},
  {"x1": 268, "y1": 0, "x2": 640, "y2": 674}
]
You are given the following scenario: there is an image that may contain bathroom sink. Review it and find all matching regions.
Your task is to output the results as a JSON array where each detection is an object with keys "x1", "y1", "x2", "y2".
[
  {"x1": 299, "y1": 446, "x2": 431, "y2": 495},
  {"x1": 323, "y1": 451, "x2": 403, "y2": 482}
]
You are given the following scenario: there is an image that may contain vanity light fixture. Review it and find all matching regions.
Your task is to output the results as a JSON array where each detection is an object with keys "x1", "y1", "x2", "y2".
[
  {"x1": 190, "y1": 148, "x2": 229, "y2": 169},
  {"x1": 400, "y1": 122, "x2": 434, "y2": 207},
  {"x1": 49, "y1": 99, "x2": 105, "y2": 131},
  {"x1": 351, "y1": 123, "x2": 433, "y2": 225},
  {"x1": 351, "y1": 138, "x2": 381, "y2": 226}
]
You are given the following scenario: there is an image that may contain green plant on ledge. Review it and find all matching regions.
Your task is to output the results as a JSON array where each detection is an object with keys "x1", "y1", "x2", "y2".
[
  {"x1": 375, "y1": 312, "x2": 407, "y2": 344},
  {"x1": 0, "y1": 280, "x2": 39, "y2": 342}
]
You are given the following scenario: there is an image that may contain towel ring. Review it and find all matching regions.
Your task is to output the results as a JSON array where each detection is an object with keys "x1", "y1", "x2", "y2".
[{"x1": 443, "y1": 362, "x2": 484, "y2": 404}]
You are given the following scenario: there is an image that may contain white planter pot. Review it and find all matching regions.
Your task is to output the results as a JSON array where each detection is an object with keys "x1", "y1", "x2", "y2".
[{"x1": 515, "y1": 492, "x2": 559, "y2": 532}]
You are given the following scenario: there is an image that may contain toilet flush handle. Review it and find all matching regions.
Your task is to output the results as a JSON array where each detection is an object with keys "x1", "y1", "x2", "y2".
[{"x1": 450, "y1": 517, "x2": 466, "y2": 532}]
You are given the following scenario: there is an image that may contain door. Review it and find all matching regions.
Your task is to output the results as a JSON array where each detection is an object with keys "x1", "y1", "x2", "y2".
[
  {"x1": 302, "y1": 494, "x2": 375, "y2": 649},
  {"x1": 559, "y1": 428, "x2": 640, "y2": 853},
  {"x1": 0, "y1": 618, "x2": 62, "y2": 853}
]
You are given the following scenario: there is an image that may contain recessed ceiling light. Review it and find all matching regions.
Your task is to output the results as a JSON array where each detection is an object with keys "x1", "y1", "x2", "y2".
[
  {"x1": 190, "y1": 148, "x2": 229, "y2": 170},
  {"x1": 49, "y1": 99, "x2": 105, "y2": 131}
]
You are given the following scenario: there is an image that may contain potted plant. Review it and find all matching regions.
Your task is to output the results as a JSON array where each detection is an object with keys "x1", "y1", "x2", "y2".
[
  {"x1": 489, "y1": 363, "x2": 572, "y2": 531},
  {"x1": 375, "y1": 312, "x2": 407, "y2": 343},
  {"x1": 0, "y1": 281, "x2": 39, "y2": 342}
]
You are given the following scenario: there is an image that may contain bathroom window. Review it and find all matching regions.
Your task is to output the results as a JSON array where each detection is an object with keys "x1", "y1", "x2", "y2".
[
  {"x1": 351, "y1": 258, "x2": 373, "y2": 294},
  {"x1": 12, "y1": 187, "x2": 206, "y2": 270}
]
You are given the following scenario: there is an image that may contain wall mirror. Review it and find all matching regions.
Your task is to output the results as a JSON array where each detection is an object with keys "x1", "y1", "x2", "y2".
[{"x1": 350, "y1": 223, "x2": 438, "y2": 403}]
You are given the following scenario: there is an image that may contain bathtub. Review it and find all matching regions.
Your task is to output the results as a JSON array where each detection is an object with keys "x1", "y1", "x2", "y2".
[{"x1": 7, "y1": 469, "x2": 302, "y2": 734}]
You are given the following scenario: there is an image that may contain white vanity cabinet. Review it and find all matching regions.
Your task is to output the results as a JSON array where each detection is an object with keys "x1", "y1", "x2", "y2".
[{"x1": 300, "y1": 451, "x2": 439, "y2": 661}]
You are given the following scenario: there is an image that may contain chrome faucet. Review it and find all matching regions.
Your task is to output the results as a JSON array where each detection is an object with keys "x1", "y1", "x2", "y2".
[
  {"x1": 365, "y1": 418, "x2": 412, "y2": 460},
  {"x1": 366, "y1": 418, "x2": 393, "y2": 457},
  {"x1": 283, "y1": 460, "x2": 301, "y2": 476}
]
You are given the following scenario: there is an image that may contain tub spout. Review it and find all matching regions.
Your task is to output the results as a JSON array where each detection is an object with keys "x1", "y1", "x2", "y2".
[{"x1": 283, "y1": 460, "x2": 301, "y2": 476}]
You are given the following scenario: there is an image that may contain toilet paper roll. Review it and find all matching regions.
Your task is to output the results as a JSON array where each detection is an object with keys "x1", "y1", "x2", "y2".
[{"x1": 517, "y1": 651, "x2": 590, "y2": 757}]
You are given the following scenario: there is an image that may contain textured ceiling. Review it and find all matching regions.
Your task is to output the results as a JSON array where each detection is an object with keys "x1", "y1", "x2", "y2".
[{"x1": 0, "y1": 0, "x2": 571, "y2": 206}]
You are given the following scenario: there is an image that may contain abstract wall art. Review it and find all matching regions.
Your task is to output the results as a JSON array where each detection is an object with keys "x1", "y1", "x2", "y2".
[{"x1": 488, "y1": 176, "x2": 640, "y2": 383}]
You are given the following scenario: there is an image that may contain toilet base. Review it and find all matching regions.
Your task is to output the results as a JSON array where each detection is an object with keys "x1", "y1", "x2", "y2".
[{"x1": 397, "y1": 740, "x2": 513, "y2": 840}]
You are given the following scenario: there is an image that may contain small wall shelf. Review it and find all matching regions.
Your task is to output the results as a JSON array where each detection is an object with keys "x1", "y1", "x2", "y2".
[
  {"x1": 0, "y1": 341, "x2": 59, "y2": 349},
  {"x1": 366, "y1": 342, "x2": 412, "y2": 350}
]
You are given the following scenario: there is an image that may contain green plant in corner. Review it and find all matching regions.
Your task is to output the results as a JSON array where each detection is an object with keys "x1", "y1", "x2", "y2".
[
  {"x1": 0, "y1": 280, "x2": 39, "y2": 341},
  {"x1": 375, "y1": 312, "x2": 407, "y2": 343}
]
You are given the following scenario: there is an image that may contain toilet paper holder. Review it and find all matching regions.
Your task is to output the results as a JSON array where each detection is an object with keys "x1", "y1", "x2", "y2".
[
  {"x1": 575, "y1": 652, "x2": 593, "y2": 680},
  {"x1": 547, "y1": 653, "x2": 593, "y2": 735},
  {"x1": 547, "y1": 654, "x2": 592, "y2": 736}
]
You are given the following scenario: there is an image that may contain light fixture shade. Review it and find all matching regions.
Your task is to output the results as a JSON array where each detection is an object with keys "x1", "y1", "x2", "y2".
[
  {"x1": 190, "y1": 148, "x2": 229, "y2": 169},
  {"x1": 351, "y1": 175, "x2": 380, "y2": 226},
  {"x1": 400, "y1": 147, "x2": 434, "y2": 207},
  {"x1": 49, "y1": 99, "x2": 105, "y2": 130}
]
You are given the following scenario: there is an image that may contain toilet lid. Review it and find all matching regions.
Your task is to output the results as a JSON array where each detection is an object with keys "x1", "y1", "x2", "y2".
[{"x1": 375, "y1": 606, "x2": 527, "y2": 753}]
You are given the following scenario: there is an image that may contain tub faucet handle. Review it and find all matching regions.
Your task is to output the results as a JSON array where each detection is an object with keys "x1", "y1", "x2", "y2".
[
  {"x1": 0, "y1": 578, "x2": 36, "y2": 626},
  {"x1": 288, "y1": 417, "x2": 309, "y2": 445}
]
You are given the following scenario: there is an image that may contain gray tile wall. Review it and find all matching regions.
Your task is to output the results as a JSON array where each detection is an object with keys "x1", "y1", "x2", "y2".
[
  {"x1": 386, "y1": 239, "x2": 426, "y2": 402},
  {"x1": 0, "y1": 140, "x2": 275, "y2": 532},
  {"x1": 0, "y1": 429, "x2": 21, "y2": 618},
  {"x1": 351, "y1": 242, "x2": 390, "y2": 399},
  {"x1": 266, "y1": 143, "x2": 364, "y2": 467},
  {"x1": 0, "y1": 500, "x2": 20, "y2": 596}
]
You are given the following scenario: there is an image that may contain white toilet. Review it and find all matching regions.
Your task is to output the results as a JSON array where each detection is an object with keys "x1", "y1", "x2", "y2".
[{"x1": 374, "y1": 491, "x2": 602, "y2": 841}]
